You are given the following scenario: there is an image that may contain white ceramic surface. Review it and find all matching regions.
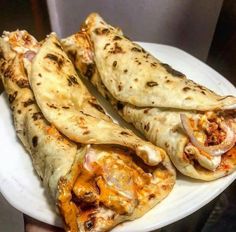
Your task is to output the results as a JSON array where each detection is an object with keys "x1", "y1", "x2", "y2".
[{"x1": 0, "y1": 42, "x2": 235, "y2": 232}]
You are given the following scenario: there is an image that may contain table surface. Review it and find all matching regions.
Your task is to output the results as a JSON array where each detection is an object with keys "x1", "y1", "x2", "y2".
[{"x1": 0, "y1": 193, "x2": 24, "y2": 232}]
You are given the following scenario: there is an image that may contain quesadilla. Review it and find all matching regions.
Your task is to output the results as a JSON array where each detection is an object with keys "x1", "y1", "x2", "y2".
[
  {"x1": 0, "y1": 30, "x2": 175, "y2": 232},
  {"x1": 62, "y1": 13, "x2": 236, "y2": 181}
]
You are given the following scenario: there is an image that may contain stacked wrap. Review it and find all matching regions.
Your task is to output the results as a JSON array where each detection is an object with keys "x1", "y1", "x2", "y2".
[
  {"x1": 0, "y1": 31, "x2": 175, "y2": 232},
  {"x1": 62, "y1": 13, "x2": 236, "y2": 181}
]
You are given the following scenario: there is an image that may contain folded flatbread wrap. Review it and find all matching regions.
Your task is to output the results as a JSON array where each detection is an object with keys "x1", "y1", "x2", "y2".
[
  {"x1": 0, "y1": 30, "x2": 175, "y2": 232},
  {"x1": 62, "y1": 13, "x2": 236, "y2": 181}
]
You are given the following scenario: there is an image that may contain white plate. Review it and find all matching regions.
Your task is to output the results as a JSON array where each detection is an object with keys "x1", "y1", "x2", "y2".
[{"x1": 0, "y1": 42, "x2": 235, "y2": 232}]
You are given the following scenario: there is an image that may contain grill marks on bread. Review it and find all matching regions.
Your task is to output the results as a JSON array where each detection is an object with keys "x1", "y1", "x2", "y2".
[
  {"x1": 67, "y1": 75, "x2": 79, "y2": 86},
  {"x1": 43, "y1": 41, "x2": 81, "y2": 88},
  {"x1": 44, "y1": 40, "x2": 71, "y2": 70},
  {"x1": 44, "y1": 53, "x2": 65, "y2": 69}
]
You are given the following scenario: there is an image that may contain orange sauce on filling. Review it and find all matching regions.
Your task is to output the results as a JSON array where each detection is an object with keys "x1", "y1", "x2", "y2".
[
  {"x1": 219, "y1": 146, "x2": 236, "y2": 170},
  {"x1": 57, "y1": 164, "x2": 81, "y2": 232},
  {"x1": 57, "y1": 146, "x2": 160, "y2": 231},
  {"x1": 72, "y1": 155, "x2": 139, "y2": 216},
  {"x1": 188, "y1": 113, "x2": 235, "y2": 163}
]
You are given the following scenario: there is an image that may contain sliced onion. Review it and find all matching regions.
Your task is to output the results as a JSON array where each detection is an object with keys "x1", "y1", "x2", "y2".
[
  {"x1": 24, "y1": 50, "x2": 36, "y2": 61},
  {"x1": 83, "y1": 146, "x2": 97, "y2": 172},
  {"x1": 104, "y1": 175, "x2": 134, "y2": 199},
  {"x1": 180, "y1": 114, "x2": 236, "y2": 156}
]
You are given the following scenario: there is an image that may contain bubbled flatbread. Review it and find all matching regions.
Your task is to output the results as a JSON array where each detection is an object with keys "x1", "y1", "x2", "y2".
[
  {"x1": 30, "y1": 33, "x2": 168, "y2": 166},
  {"x1": 82, "y1": 13, "x2": 236, "y2": 111}
]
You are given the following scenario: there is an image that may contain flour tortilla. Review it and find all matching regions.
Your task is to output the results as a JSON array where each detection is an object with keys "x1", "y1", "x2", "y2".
[{"x1": 0, "y1": 30, "x2": 175, "y2": 232}]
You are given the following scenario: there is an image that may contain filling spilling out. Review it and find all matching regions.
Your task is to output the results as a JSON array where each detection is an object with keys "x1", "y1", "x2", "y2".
[
  {"x1": 57, "y1": 145, "x2": 172, "y2": 232},
  {"x1": 181, "y1": 111, "x2": 236, "y2": 171}
]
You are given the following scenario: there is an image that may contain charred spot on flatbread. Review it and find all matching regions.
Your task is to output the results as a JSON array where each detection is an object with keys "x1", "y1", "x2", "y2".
[
  {"x1": 32, "y1": 112, "x2": 43, "y2": 121},
  {"x1": 46, "y1": 103, "x2": 58, "y2": 109},
  {"x1": 164, "y1": 142, "x2": 170, "y2": 148},
  {"x1": 113, "y1": 36, "x2": 122, "y2": 41},
  {"x1": 23, "y1": 98, "x2": 35, "y2": 107},
  {"x1": 44, "y1": 53, "x2": 64, "y2": 69},
  {"x1": 131, "y1": 47, "x2": 142, "y2": 52},
  {"x1": 143, "y1": 109, "x2": 150, "y2": 114},
  {"x1": 67, "y1": 75, "x2": 79, "y2": 86},
  {"x1": 117, "y1": 84, "x2": 123, "y2": 91},
  {"x1": 62, "y1": 106, "x2": 70, "y2": 109},
  {"x1": 165, "y1": 79, "x2": 172, "y2": 83},
  {"x1": 103, "y1": 43, "x2": 110, "y2": 50},
  {"x1": 146, "y1": 81, "x2": 158, "y2": 87},
  {"x1": 88, "y1": 100, "x2": 105, "y2": 114},
  {"x1": 82, "y1": 130, "x2": 90, "y2": 135},
  {"x1": 109, "y1": 42, "x2": 124, "y2": 54},
  {"x1": 3, "y1": 65, "x2": 13, "y2": 79},
  {"x1": 148, "y1": 193, "x2": 155, "y2": 200},
  {"x1": 32, "y1": 136, "x2": 38, "y2": 147},
  {"x1": 53, "y1": 41, "x2": 63, "y2": 50},
  {"x1": 112, "y1": 61, "x2": 117, "y2": 68},
  {"x1": 150, "y1": 62, "x2": 157, "y2": 67},
  {"x1": 120, "y1": 131, "x2": 131, "y2": 136},
  {"x1": 8, "y1": 91, "x2": 18, "y2": 103},
  {"x1": 94, "y1": 28, "x2": 110, "y2": 35},
  {"x1": 16, "y1": 78, "x2": 30, "y2": 88},
  {"x1": 183, "y1": 87, "x2": 191, "y2": 92},
  {"x1": 144, "y1": 122, "x2": 150, "y2": 132},
  {"x1": 160, "y1": 63, "x2": 185, "y2": 78}
]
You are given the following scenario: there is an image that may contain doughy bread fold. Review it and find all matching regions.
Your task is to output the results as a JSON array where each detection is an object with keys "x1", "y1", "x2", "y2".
[
  {"x1": 0, "y1": 30, "x2": 175, "y2": 232},
  {"x1": 62, "y1": 13, "x2": 236, "y2": 181}
]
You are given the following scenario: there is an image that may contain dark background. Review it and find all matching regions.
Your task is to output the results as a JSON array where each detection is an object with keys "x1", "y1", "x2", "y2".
[{"x1": 0, "y1": 0, "x2": 235, "y2": 231}]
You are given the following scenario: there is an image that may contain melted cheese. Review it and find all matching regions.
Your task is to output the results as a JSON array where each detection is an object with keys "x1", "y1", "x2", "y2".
[
  {"x1": 185, "y1": 144, "x2": 221, "y2": 171},
  {"x1": 137, "y1": 145, "x2": 162, "y2": 165},
  {"x1": 195, "y1": 153, "x2": 221, "y2": 171}
]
